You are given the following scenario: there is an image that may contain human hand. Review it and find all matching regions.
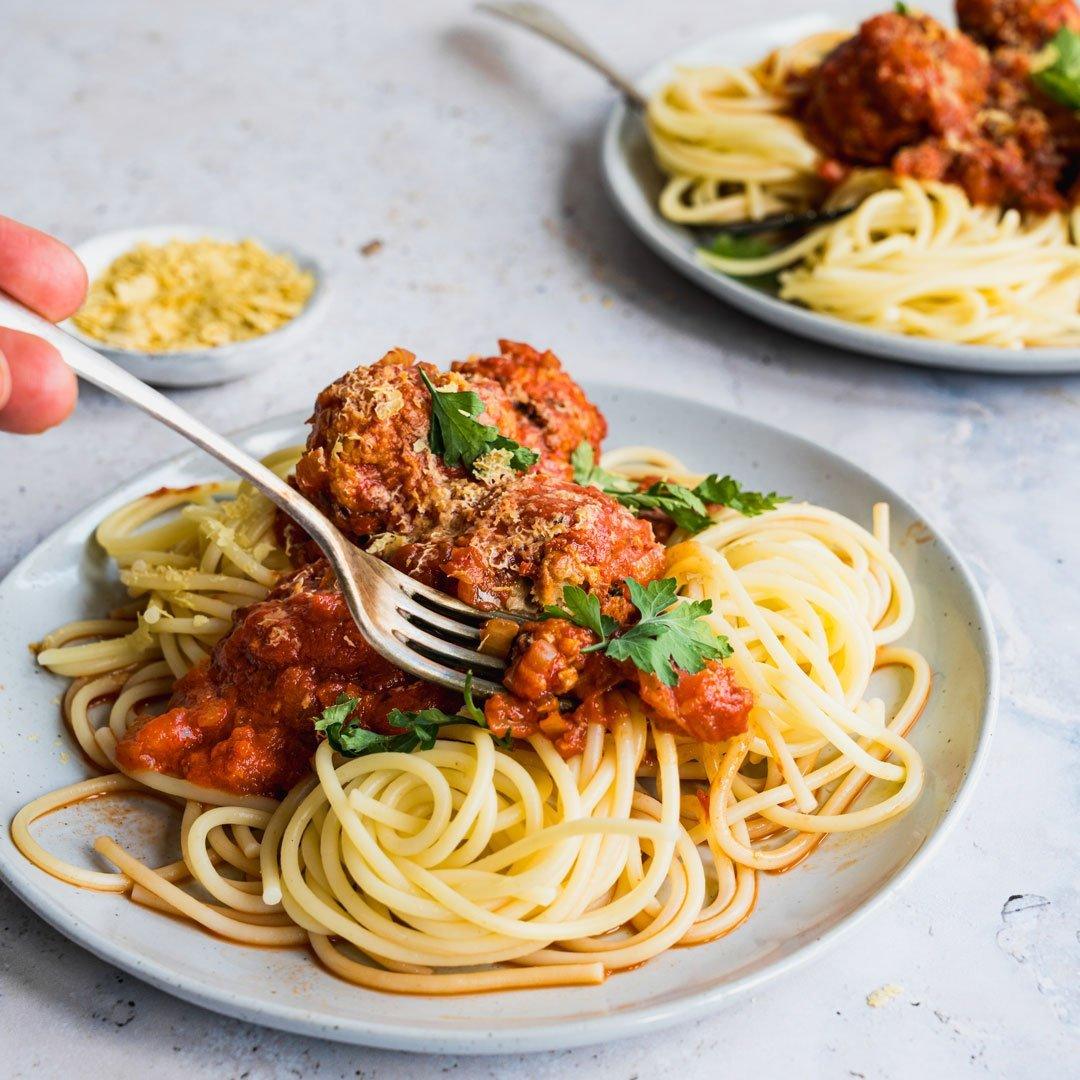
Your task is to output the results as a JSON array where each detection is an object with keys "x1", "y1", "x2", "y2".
[{"x1": 0, "y1": 215, "x2": 86, "y2": 434}]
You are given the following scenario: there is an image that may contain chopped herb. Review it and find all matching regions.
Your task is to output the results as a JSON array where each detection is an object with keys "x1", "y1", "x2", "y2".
[
  {"x1": 570, "y1": 442, "x2": 637, "y2": 494},
  {"x1": 542, "y1": 578, "x2": 732, "y2": 687},
  {"x1": 615, "y1": 480, "x2": 714, "y2": 533},
  {"x1": 692, "y1": 474, "x2": 789, "y2": 518},
  {"x1": 542, "y1": 583, "x2": 619, "y2": 644},
  {"x1": 460, "y1": 671, "x2": 512, "y2": 748},
  {"x1": 1033, "y1": 28, "x2": 1080, "y2": 110},
  {"x1": 313, "y1": 693, "x2": 357, "y2": 733},
  {"x1": 572, "y1": 442, "x2": 789, "y2": 534},
  {"x1": 460, "y1": 671, "x2": 486, "y2": 724},
  {"x1": 894, "y1": 2, "x2": 910, "y2": 14},
  {"x1": 420, "y1": 368, "x2": 539, "y2": 476},
  {"x1": 315, "y1": 681, "x2": 505, "y2": 757},
  {"x1": 708, "y1": 233, "x2": 777, "y2": 260}
]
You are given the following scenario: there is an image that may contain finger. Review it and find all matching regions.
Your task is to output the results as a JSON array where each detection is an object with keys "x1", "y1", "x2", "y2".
[
  {"x1": 0, "y1": 215, "x2": 88, "y2": 321},
  {"x1": 0, "y1": 350, "x2": 10, "y2": 414},
  {"x1": 0, "y1": 327, "x2": 78, "y2": 434}
]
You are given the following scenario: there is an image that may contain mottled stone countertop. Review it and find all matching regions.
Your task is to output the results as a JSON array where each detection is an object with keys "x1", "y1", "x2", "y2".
[{"x1": 0, "y1": 1, "x2": 1076, "y2": 1076}]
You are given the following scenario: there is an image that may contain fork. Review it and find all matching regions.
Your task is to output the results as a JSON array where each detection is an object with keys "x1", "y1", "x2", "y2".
[
  {"x1": 0, "y1": 292, "x2": 513, "y2": 697},
  {"x1": 476, "y1": 1, "x2": 860, "y2": 236}
]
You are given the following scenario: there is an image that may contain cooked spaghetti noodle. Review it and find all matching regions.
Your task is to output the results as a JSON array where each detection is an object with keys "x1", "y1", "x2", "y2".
[
  {"x1": 647, "y1": 31, "x2": 844, "y2": 225},
  {"x1": 646, "y1": 17, "x2": 1080, "y2": 348},
  {"x1": 16, "y1": 443, "x2": 930, "y2": 995}
]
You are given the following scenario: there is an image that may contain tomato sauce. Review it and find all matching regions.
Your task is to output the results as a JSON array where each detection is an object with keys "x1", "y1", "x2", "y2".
[
  {"x1": 116, "y1": 563, "x2": 456, "y2": 798},
  {"x1": 485, "y1": 616, "x2": 753, "y2": 755}
]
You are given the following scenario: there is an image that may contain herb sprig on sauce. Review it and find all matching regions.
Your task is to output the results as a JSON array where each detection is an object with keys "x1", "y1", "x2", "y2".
[
  {"x1": 571, "y1": 442, "x2": 788, "y2": 534},
  {"x1": 1033, "y1": 28, "x2": 1080, "y2": 110},
  {"x1": 420, "y1": 369, "x2": 539, "y2": 476},
  {"x1": 543, "y1": 577, "x2": 732, "y2": 687},
  {"x1": 315, "y1": 674, "x2": 508, "y2": 757}
]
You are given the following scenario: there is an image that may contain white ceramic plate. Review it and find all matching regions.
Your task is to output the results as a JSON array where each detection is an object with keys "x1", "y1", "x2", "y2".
[
  {"x1": 0, "y1": 385, "x2": 997, "y2": 1053},
  {"x1": 600, "y1": 3, "x2": 1080, "y2": 375},
  {"x1": 65, "y1": 224, "x2": 330, "y2": 388}
]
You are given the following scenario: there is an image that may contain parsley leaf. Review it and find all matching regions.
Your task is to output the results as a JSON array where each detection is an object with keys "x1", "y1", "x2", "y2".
[
  {"x1": 708, "y1": 233, "x2": 777, "y2": 260},
  {"x1": 542, "y1": 583, "x2": 619, "y2": 645},
  {"x1": 460, "y1": 670, "x2": 486, "y2": 724},
  {"x1": 540, "y1": 577, "x2": 732, "y2": 687},
  {"x1": 606, "y1": 579, "x2": 732, "y2": 686},
  {"x1": 693, "y1": 474, "x2": 789, "y2": 518},
  {"x1": 624, "y1": 576, "x2": 678, "y2": 620},
  {"x1": 570, "y1": 441, "x2": 637, "y2": 494},
  {"x1": 420, "y1": 368, "x2": 539, "y2": 476},
  {"x1": 894, "y1": 1, "x2": 910, "y2": 14},
  {"x1": 571, "y1": 442, "x2": 789, "y2": 533},
  {"x1": 617, "y1": 481, "x2": 713, "y2": 533},
  {"x1": 314, "y1": 686, "x2": 499, "y2": 758},
  {"x1": 313, "y1": 693, "x2": 357, "y2": 732},
  {"x1": 1033, "y1": 28, "x2": 1080, "y2": 110}
]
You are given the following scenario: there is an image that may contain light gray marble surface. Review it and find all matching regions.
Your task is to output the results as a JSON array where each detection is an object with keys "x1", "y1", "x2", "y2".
[{"x1": 0, "y1": 1, "x2": 1077, "y2": 1076}]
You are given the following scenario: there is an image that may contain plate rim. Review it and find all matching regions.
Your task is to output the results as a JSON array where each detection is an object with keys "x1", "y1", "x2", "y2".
[
  {"x1": 599, "y1": 11, "x2": 1080, "y2": 376},
  {"x1": 0, "y1": 386, "x2": 999, "y2": 1053}
]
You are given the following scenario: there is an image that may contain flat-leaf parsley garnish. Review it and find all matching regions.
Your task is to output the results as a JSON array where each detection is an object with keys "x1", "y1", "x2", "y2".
[
  {"x1": 692, "y1": 473, "x2": 789, "y2": 518},
  {"x1": 420, "y1": 368, "x2": 539, "y2": 475},
  {"x1": 572, "y1": 442, "x2": 788, "y2": 533},
  {"x1": 315, "y1": 673, "x2": 506, "y2": 757},
  {"x1": 1033, "y1": 28, "x2": 1080, "y2": 110},
  {"x1": 708, "y1": 233, "x2": 777, "y2": 260},
  {"x1": 542, "y1": 578, "x2": 732, "y2": 686},
  {"x1": 570, "y1": 442, "x2": 637, "y2": 494},
  {"x1": 542, "y1": 585, "x2": 619, "y2": 643}
]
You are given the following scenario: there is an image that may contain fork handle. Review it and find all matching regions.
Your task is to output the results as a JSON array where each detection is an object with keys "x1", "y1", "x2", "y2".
[
  {"x1": 476, "y1": 1, "x2": 647, "y2": 110},
  {"x1": 0, "y1": 291, "x2": 336, "y2": 550}
]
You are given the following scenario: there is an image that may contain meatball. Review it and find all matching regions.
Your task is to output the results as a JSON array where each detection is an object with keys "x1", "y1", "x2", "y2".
[
  {"x1": 957, "y1": 0, "x2": 1080, "y2": 50},
  {"x1": 894, "y1": 107, "x2": 1068, "y2": 212},
  {"x1": 453, "y1": 340, "x2": 606, "y2": 480},
  {"x1": 117, "y1": 559, "x2": 457, "y2": 798},
  {"x1": 293, "y1": 348, "x2": 524, "y2": 542},
  {"x1": 799, "y1": 12, "x2": 989, "y2": 163},
  {"x1": 440, "y1": 475, "x2": 666, "y2": 613}
]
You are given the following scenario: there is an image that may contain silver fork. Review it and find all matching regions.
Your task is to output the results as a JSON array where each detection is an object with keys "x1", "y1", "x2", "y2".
[
  {"x1": 476, "y1": 1, "x2": 647, "y2": 109},
  {"x1": 0, "y1": 292, "x2": 513, "y2": 697},
  {"x1": 476, "y1": 2, "x2": 861, "y2": 236}
]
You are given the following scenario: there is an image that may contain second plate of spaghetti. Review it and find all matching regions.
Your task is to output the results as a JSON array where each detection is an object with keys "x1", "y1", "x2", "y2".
[
  {"x1": 0, "y1": 357, "x2": 995, "y2": 1052},
  {"x1": 602, "y1": 0, "x2": 1080, "y2": 372}
]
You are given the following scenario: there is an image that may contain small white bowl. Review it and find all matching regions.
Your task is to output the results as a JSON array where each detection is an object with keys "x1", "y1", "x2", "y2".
[{"x1": 65, "y1": 224, "x2": 329, "y2": 388}]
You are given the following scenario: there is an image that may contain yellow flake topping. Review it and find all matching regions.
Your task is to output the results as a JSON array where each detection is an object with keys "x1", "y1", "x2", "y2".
[{"x1": 73, "y1": 237, "x2": 315, "y2": 352}]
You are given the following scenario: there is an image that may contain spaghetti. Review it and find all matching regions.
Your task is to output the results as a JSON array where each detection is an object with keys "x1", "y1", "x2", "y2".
[
  {"x1": 646, "y1": 12, "x2": 1080, "y2": 348},
  {"x1": 16, "y1": 443, "x2": 929, "y2": 995}
]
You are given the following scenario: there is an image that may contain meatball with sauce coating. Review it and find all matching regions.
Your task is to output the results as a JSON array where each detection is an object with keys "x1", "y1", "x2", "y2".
[
  {"x1": 893, "y1": 106, "x2": 1068, "y2": 211},
  {"x1": 293, "y1": 348, "x2": 525, "y2": 543},
  {"x1": 441, "y1": 474, "x2": 666, "y2": 613},
  {"x1": 453, "y1": 340, "x2": 607, "y2": 480},
  {"x1": 293, "y1": 344, "x2": 610, "y2": 547},
  {"x1": 956, "y1": 0, "x2": 1080, "y2": 50},
  {"x1": 799, "y1": 12, "x2": 989, "y2": 164},
  {"x1": 501, "y1": 618, "x2": 613, "y2": 701}
]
